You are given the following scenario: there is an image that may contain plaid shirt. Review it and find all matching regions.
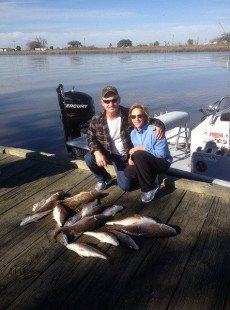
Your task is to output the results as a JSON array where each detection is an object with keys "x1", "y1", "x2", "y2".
[{"x1": 87, "y1": 105, "x2": 132, "y2": 157}]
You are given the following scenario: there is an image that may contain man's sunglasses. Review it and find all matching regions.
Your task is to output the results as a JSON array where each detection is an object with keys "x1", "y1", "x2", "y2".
[
  {"x1": 103, "y1": 98, "x2": 118, "y2": 104},
  {"x1": 130, "y1": 114, "x2": 144, "y2": 119}
]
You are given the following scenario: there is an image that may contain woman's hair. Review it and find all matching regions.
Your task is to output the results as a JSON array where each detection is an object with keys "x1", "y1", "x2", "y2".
[{"x1": 128, "y1": 103, "x2": 150, "y2": 126}]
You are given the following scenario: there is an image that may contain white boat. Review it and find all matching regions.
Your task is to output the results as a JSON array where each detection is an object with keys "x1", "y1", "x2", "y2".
[
  {"x1": 157, "y1": 97, "x2": 230, "y2": 187},
  {"x1": 57, "y1": 85, "x2": 230, "y2": 187}
]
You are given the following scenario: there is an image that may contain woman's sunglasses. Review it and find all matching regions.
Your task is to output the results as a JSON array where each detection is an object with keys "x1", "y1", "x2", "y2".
[{"x1": 130, "y1": 114, "x2": 144, "y2": 119}]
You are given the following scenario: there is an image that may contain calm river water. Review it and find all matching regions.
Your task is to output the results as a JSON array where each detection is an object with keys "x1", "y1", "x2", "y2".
[{"x1": 0, "y1": 52, "x2": 229, "y2": 157}]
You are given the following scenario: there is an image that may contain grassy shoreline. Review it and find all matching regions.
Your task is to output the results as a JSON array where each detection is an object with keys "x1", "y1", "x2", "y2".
[{"x1": 1, "y1": 44, "x2": 229, "y2": 56}]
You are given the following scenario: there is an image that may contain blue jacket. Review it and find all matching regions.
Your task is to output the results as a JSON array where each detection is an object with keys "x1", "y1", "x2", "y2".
[{"x1": 130, "y1": 124, "x2": 173, "y2": 163}]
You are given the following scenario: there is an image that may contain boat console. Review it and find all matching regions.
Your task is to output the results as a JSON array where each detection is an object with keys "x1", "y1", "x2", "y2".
[{"x1": 191, "y1": 97, "x2": 230, "y2": 181}]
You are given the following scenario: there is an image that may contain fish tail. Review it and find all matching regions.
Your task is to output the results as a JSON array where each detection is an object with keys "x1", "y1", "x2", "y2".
[
  {"x1": 53, "y1": 228, "x2": 64, "y2": 240},
  {"x1": 46, "y1": 229, "x2": 56, "y2": 242}
]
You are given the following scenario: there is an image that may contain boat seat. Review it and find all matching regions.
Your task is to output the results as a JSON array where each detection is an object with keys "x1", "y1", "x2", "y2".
[{"x1": 157, "y1": 111, "x2": 190, "y2": 151}]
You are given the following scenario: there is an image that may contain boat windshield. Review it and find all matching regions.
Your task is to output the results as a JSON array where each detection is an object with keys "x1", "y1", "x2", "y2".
[
  {"x1": 218, "y1": 96, "x2": 230, "y2": 111},
  {"x1": 219, "y1": 96, "x2": 230, "y2": 121}
]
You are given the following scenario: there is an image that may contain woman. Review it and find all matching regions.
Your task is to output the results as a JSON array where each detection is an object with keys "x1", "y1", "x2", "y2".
[{"x1": 124, "y1": 104, "x2": 172, "y2": 203}]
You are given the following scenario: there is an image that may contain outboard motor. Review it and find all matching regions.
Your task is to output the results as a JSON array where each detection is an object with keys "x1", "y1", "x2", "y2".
[
  {"x1": 56, "y1": 84, "x2": 95, "y2": 140},
  {"x1": 56, "y1": 84, "x2": 95, "y2": 156}
]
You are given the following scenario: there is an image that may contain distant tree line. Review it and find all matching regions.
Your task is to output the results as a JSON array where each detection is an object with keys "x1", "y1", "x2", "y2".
[{"x1": 12, "y1": 32, "x2": 230, "y2": 51}]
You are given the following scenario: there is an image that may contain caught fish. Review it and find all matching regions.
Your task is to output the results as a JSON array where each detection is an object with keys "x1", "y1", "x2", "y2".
[
  {"x1": 107, "y1": 229, "x2": 139, "y2": 250},
  {"x1": 32, "y1": 190, "x2": 65, "y2": 213},
  {"x1": 53, "y1": 202, "x2": 76, "y2": 227},
  {"x1": 64, "y1": 201, "x2": 104, "y2": 227},
  {"x1": 106, "y1": 214, "x2": 157, "y2": 226},
  {"x1": 108, "y1": 223, "x2": 177, "y2": 238},
  {"x1": 80, "y1": 200, "x2": 104, "y2": 218},
  {"x1": 81, "y1": 198, "x2": 100, "y2": 210},
  {"x1": 53, "y1": 214, "x2": 109, "y2": 240},
  {"x1": 83, "y1": 231, "x2": 119, "y2": 246},
  {"x1": 20, "y1": 210, "x2": 52, "y2": 226},
  {"x1": 101, "y1": 205, "x2": 124, "y2": 217},
  {"x1": 60, "y1": 191, "x2": 102, "y2": 208},
  {"x1": 46, "y1": 229, "x2": 69, "y2": 246},
  {"x1": 66, "y1": 242, "x2": 110, "y2": 261},
  {"x1": 57, "y1": 233, "x2": 69, "y2": 246},
  {"x1": 64, "y1": 213, "x2": 82, "y2": 227}
]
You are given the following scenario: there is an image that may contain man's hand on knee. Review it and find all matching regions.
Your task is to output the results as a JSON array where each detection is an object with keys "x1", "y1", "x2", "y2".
[{"x1": 94, "y1": 150, "x2": 108, "y2": 167}]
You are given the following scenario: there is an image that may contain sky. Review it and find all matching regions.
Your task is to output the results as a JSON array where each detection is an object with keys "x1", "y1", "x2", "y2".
[{"x1": 0, "y1": 0, "x2": 229, "y2": 49}]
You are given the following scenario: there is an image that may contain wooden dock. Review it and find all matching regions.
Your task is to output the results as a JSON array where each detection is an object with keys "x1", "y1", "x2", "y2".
[{"x1": 0, "y1": 147, "x2": 229, "y2": 310}]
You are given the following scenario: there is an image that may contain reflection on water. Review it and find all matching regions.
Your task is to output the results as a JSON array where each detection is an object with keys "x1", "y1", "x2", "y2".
[
  {"x1": 0, "y1": 52, "x2": 229, "y2": 156},
  {"x1": 28, "y1": 55, "x2": 49, "y2": 70},
  {"x1": 69, "y1": 56, "x2": 82, "y2": 65},
  {"x1": 118, "y1": 54, "x2": 132, "y2": 63}
]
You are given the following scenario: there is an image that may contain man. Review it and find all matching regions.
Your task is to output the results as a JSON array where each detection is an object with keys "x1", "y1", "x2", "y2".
[{"x1": 84, "y1": 86, "x2": 165, "y2": 192}]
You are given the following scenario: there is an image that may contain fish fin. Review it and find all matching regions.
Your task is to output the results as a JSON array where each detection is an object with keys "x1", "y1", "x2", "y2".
[
  {"x1": 53, "y1": 227, "x2": 64, "y2": 241},
  {"x1": 51, "y1": 218, "x2": 58, "y2": 229}
]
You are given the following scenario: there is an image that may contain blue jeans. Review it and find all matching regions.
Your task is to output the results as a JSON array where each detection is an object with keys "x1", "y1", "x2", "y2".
[{"x1": 84, "y1": 152, "x2": 132, "y2": 192}]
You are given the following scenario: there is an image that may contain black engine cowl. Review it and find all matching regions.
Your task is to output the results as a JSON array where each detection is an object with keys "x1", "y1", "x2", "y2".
[{"x1": 56, "y1": 84, "x2": 95, "y2": 140}]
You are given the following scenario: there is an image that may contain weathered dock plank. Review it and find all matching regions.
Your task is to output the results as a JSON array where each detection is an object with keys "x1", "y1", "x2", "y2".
[
  {"x1": 0, "y1": 183, "x2": 126, "y2": 309},
  {"x1": 0, "y1": 156, "x2": 40, "y2": 195},
  {"x1": 0, "y1": 162, "x2": 71, "y2": 213},
  {"x1": 0, "y1": 167, "x2": 85, "y2": 236},
  {"x1": 114, "y1": 192, "x2": 215, "y2": 310},
  {"x1": 168, "y1": 195, "x2": 230, "y2": 310},
  {"x1": 13, "y1": 188, "x2": 185, "y2": 310},
  {"x1": 0, "y1": 169, "x2": 93, "y2": 269},
  {"x1": 1, "y1": 148, "x2": 229, "y2": 310},
  {"x1": 60, "y1": 191, "x2": 213, "y2": 310},
  {"x1": 164, "y1": 176, "x2": 230, "y2": 199}
]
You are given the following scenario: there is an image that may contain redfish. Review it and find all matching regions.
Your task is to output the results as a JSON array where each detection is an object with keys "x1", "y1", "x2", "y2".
[
  {"x1": 106, "y1": 214, "x2": 157, "y2": 226},
  {"x1": 101, "y1": 205, "x2": 124, "y2": 217},
  {"x1": 46, "y1": 229, "x2": 69, "y2": 246},
  {"x1": 64, "y1": 201, "x2": 104, "y2": 226},
  {"x1": 107, "y1": 229, "x2": 139, "y2": 250},
  {"x1": 32, "y1": 190, "x2": 65, "y2": 213},
  {"x1": 53, "y1": 202, "x2": 76, "y2": 227},
  {"x1": 66, "y1": 242, "x2": 110, "y2": 261},
  {"x1": 80, "y1": 200, "x2": 104, "y2": 218},
  {"x1": 108, "y1": 223, "x2": 177, "y2": 238},
  {"x1": 83, "y1": 231, "x2": 119, "y2": 246},
  {"x1": 53, "y1": 214, "x2": 108, "y2": 240},
  {"x1": 60, "y1": 191, "x2": 102, "y2": 208},
  {"x1": 20, "y1": 210, "x2": 52, "y2": 226}
]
